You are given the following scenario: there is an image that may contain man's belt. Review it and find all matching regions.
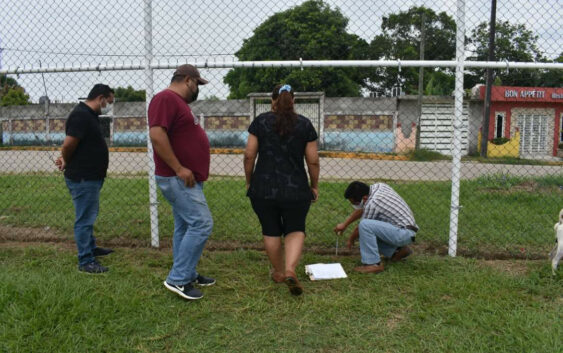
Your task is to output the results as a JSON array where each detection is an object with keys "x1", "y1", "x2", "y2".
[{"x1": 405, "y1": 225, "x2": 418, "y2": 233}]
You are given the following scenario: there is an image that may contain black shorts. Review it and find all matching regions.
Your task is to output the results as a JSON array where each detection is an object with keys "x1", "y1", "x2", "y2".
[{"x1": 250, "y1": 198, "x2": 311, "y2": 237}]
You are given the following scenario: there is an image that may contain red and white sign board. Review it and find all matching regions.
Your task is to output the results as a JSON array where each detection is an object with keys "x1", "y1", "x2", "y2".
[{"x1": 480, "y1": 86, "x2": 563, "y2": 103}]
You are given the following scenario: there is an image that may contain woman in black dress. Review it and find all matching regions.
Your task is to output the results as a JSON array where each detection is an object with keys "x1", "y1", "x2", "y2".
[{"x1": 244, "y1": 84, "x2": 320, "y2": 296}]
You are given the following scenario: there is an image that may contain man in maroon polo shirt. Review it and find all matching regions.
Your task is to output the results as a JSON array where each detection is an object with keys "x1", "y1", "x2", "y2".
[{"x1": 148, "y1": 64, "x2": 215, "y2": 301}]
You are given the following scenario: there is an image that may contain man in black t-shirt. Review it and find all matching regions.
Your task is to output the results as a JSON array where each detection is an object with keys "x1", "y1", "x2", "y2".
[{"x1": 55, "y1": 84, "x2": 115, "y2": 274}]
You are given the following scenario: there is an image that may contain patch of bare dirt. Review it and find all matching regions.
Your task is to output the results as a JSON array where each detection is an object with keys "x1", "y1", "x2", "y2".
[
  {"x1": 0, "y1": 224, "x2": 67, "y2": 243},
  {"x1": 386, "y1": 312, "x2": 405, "y2": 330},
  {"x1": 0, "y1": 224, "x2": 549, "y2": 260},
  {"x1": 480, "y1": 181, "x2": 560, "y2": 195},
  {"x1": 418, "y1": 242, "x2": 548, "y2": 260},
  {"x1": 0, "y1": 240, "x2": 75, "y2": 251},
  {"x1": 479, "y1": 260, "x2": 535, "y2": 276},
  {"x1": 513, "y1": 180, "x2": 539, "y2": 192}
]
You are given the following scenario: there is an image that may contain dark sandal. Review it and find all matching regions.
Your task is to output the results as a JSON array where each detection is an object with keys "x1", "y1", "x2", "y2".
[{"x1": 284, "y1": 276, "x2": 303, "y2": 296}]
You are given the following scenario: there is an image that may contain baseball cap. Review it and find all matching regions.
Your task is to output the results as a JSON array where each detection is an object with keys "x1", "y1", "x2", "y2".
[{"x1": 173, "y1": 64, "x2": 209, "y2": 85}]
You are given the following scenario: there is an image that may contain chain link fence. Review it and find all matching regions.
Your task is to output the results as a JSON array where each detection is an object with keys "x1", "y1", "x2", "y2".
[{"x1": 0, "y1": 0, "x2": 561, "y2": 259}]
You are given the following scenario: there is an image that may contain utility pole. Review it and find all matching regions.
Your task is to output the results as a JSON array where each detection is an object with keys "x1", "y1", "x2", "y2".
[
  {"x1": 481, "y1": 0, "x2": 497, "y2": 157},
  {"x1": 416, "y1": 12, "x2": 426, "y2": 149}
]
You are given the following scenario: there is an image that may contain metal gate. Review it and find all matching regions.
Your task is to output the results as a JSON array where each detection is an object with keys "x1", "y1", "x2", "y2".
[
  {"x1": 419, "y1": 102, "x2": 469, "y2": 156},
  {"x1": 519, "y1": 114, "x2": 549, "y2": 155}
]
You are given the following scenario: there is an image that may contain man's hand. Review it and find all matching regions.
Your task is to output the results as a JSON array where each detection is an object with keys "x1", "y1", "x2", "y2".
[
  {"x1": 176, "y1": 166, "x2": 195, "y2": 187},
  {"x1": 55, "y1": 156, "x2": 65, "y2": 171},
  {"x1": 334, "y1": 223, "x2": 347, "y2": 235}
]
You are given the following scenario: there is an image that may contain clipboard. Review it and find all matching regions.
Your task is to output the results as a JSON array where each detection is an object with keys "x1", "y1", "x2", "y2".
[{"x1": 305, "y1": 263, "x2": 348, "y2": 281}]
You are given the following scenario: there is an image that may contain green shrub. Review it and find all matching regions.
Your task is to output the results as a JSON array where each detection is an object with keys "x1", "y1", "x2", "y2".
[
  {"x1": 408, "y1": 149, "x2": 451, "y2": 161},
  {"x1": 491, "y1": 137, "x2": 510, "y2": 145}
]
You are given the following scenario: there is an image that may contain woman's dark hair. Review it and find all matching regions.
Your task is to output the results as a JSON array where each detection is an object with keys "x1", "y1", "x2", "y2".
[
  {"x1": 344, "y1": 181, "x2": 370, "y2": 202},
  {"x1": 272, "y1": 84, "x2": 298, "y2": 136}
]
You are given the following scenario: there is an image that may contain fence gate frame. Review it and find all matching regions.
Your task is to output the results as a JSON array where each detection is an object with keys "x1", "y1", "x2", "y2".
[{"x1": 248, "y1": 91, "x2": 325, "y2": 147}]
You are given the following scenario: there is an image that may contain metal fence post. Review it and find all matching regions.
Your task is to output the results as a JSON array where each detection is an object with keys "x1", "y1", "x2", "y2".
[
  {"x1": 319, "y1": 93, "x2": 325, "y2": 148},
  {"x1": 144, "y1": 0, "x2": 159, "y2": 248},
  {"x1": 449, "y1": 0, "x2": 467, "y2": 257},
  {"x1": 481, "y1": 0, "x2": 497, "y2": 157},
  {"x1": 8, "y1": 118, "x2": 13, "y2": 145},
  {"x1": 109, "y1": 116, "x2": 114, "y2": 146},
  {"x1": 45, "y1": 116, "x2": 50, "y2": 144}
]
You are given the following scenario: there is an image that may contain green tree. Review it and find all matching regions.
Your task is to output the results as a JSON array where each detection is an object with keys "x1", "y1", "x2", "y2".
[
  {"x1": 114, "y1": 85, "x2": 145, "y2": 102},
  {"x1": 0, "y1": 87, "x2": 30, "y2": 106},
  {"x1": 0, "y1": 74, "x2": 19, "y2": 89},
  {"x1": 538, "y1": 52, "x2": 563, "y2": 87},
  {"x1": 466, "y1": 21, "x2": 547, "y2": 87},
  {"x1": 367, "y1": 6, "x2": 456, "y2": 95},
  {"x1": 224, "y1": 0, "x2": 369, "y2": 98},
  {"x1": 424, "y1": 71, "x2": 455, "y2": 96},
  {"x1": 0, "y1": 75, "x2": 31, "y2": 106}
]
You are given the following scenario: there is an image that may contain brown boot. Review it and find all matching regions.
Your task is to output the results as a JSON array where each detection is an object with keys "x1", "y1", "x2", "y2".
[
  {"x1": 284, "y1": 271, "x2": 303, "y2": 296},
  {"x1": 354, "y1": 263, "x2": 385, "y2": 274},
  {"x1": 391, "y1": 246, "x2": 413, "y2": 262}
]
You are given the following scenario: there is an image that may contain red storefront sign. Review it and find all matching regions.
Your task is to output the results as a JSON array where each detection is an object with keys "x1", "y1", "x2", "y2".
[{"x1": 480, "y1": 86, "x2": 563, "y2": 103}]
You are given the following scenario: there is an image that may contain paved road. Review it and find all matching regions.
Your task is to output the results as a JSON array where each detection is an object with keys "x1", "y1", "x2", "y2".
[{"x1": 1, "y1": 150, "x2": 561, "y2": 181}]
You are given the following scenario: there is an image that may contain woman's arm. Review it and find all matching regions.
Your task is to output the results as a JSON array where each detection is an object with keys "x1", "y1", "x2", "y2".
[
  {"x1": 305, "y1": 140, "x2": 320, "y2": 201},
  {"x1": 244, "y1": 133, "x2": 259, "y2": 189}
]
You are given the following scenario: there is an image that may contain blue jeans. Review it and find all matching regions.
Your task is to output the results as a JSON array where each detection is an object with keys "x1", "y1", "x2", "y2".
[
  {"x1": 358, "y1": 219, "x2": 415, "y2": 265},
  {"x1": 65, "y1": 178, "x2": 104, "y2": 266},
  {"x1": 156, "y1": 177, "x2": 213, "y2": 285}
]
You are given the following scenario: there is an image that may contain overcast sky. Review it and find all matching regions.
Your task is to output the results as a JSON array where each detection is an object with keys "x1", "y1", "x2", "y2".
[{"x1": 0, "y1": 0, "x2": 561, "y2": 102}]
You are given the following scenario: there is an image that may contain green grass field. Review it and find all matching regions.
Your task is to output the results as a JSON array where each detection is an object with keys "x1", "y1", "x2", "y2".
[
  {"x1": 2, "y1": 173, "x2": 562, "y2": 352},
  {"x1": 1, "y1": 243, "x2": 561, "y2": 353},
  {"x1": 1, "y1": 173, "x2": 562, "y2": 256}
]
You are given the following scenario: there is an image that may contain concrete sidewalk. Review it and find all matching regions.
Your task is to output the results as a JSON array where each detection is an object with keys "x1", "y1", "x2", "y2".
[{"x1": 1, "y1": 150, "x2": 561, "y2": 181}]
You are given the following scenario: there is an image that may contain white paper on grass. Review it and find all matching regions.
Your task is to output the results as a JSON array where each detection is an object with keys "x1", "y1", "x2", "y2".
[{"x1": 305, "y1": 263, "x2": 347, "y2": 281}]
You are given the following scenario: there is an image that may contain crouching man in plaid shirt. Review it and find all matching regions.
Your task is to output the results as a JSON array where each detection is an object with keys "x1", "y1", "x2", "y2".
[{"x1": 334, "y1": 181, "x2": 418, "y2": 274}]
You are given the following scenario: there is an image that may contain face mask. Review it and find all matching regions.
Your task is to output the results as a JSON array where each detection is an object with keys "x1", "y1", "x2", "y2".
[
  {"x1": 185, "y1": 80, "x2": 199, "y2": 103},
  {"x1": 191, "y1": 86, "x2": 199, "y2": 102},
  {"x1": 100, "y1": 103, "x2": 113, "y2": 115},
  {"x1": 352, "y1": 198, "x2": 366, "y2": 210}
]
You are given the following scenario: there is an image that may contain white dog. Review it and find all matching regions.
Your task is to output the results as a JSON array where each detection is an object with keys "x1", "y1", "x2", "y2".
[{"x1": 549, "y1": 209, "x2": 563, "y2": 275}]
